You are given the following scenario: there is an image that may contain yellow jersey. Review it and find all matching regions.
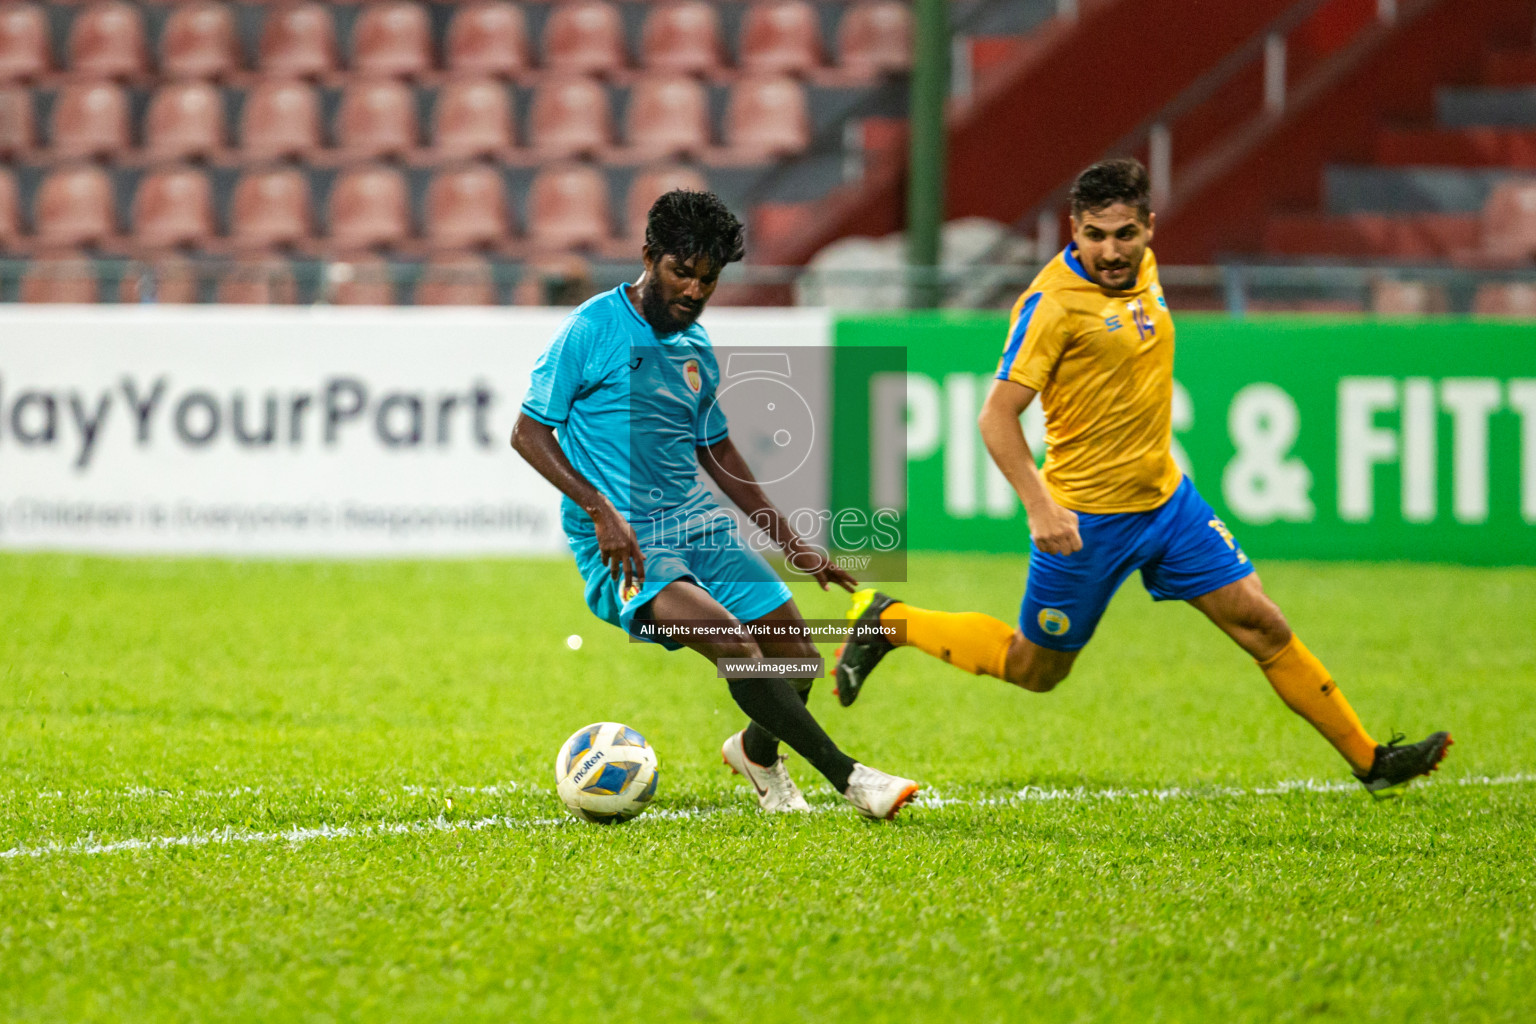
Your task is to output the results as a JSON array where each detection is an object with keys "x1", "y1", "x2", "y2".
[{"x1": 995, "y1": 245, "x2": 1182, "y2": 514}]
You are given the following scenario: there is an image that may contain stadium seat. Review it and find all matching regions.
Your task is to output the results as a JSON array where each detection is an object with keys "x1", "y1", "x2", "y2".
[
  {"x1": 640, "y1": 1, "x2": 725, "y2": 77},
  {"x1": 0, "y1": 167, "x2": 19, "y2": 249},
  {"x1": 216, "y1": 255, "x2": 298, "y2": 304},
  {"x1": 258, "y1": 2, "x2": 337, "y2": 80},
  {"x1": 35, "y1": 165, "x2": 116, "y2": 248},
  {"x1": 739, "y1": 0, "x2": 824, "y2": 77},
  {"x1": 143, "y1": 82, "x2": 225, "y2": 162},
  {"x1": 444, "y1": 1, "x2": 530, "y2": 80},
  {"x1": 0, "y1": 85, "x2": 34, "y2": 159},
  {"x1": 351, "y1": 0, "x2": 433, "y2": 80},
  {"x1": 161, "y1": 2, "x2": 241, "y2": 81},
  {"x1": 21, "y1": 250, "x2": 100, "y2": 303},
  {"x1": 624, "y1": 73, "x2": 710, "y2": 161},
  {"x1": 132, "y1": 165, "x2": 215, "y2": 251},
  {"x1": 512, "y1": 251, "x2": 594, "y2": 306},
  {"x1": 122, "y1": 255, "x2": 201, "y2": 304},
  {"x1": 239, "y1": 80, "x2": 321, "y2": 161},
  {"x1": 67, "y1": 1, "x2": 149, "y2": 81},
  {"x1": 424, "y1": 164, "x2": 512, "y2": 251},
  {"x1": 50, "y1": 81, "x2": 131, "y2": 160},
  {"x1": 1472, "y1": 282, "x2": 1536, "y2": 317},
  {"x1": 528, "y1": 75, "x2": 612, "y2": 159},
  {"x1": 623, "y1": 163, "x2": 708, "y2": 241},
  {"x1": 837, "y1": 1, "x2": 911, "y2": 78},
  {"x1": 1479, "y1": 180, "x2": 1536, "y2": 264},
  {"x1": 327, "y1": 164, "x2": 412, "y2": 250},
  {"x1": 527, "y1": 162, "x2": 612, "y2": 252},
  {"x1": 0, "y1": 2, "x2": 51, "y2": 84},
  {"x1": 721, "y1": 75, "x2": 809, "y2": 160},
  {"x1": 334, "y1": 79, "x2": 418, "y2": 162},
  {"x1": 415, "y1": 253, "x2": 496, "y2": 305},
  {"x1": 542, "y1": 0, "x2": 626, "y2": 77},
  {"x1": 325, "y1": 252, "x2": 396, "y2": 305},
  {"x1": 431, "y1": 77, "x2": 516, "y2": 160},
  {"x1": 1370, "y1": 278, "x2": 1449, "y2": 316},
  {"x1": 229, "y1": 166, "x2": 313, "y2": 250}
]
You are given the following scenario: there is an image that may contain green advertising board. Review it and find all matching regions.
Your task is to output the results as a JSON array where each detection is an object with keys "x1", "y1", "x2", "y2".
[{"x1": 831, "y1": 315, "x2": 1536, "y2": 565}]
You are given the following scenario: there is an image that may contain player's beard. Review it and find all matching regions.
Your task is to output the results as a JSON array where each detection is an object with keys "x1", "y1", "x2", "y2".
[{"x1": 640, "y1": 284, "x2": 702, "y2": 335}]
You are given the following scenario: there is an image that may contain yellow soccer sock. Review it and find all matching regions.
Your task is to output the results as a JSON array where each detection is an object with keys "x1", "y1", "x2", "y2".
[
  {"x1": 1259, "y1": 635, "x2": 1378, "y2": 773},
  {"x1": 880, "y1": 603, "x2": 1013, "y2": 679}
]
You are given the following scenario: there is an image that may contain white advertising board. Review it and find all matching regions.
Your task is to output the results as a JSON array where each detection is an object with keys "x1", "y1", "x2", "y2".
[{"x1": 0, "y1": 305, "x2": 831, "y2": 557}]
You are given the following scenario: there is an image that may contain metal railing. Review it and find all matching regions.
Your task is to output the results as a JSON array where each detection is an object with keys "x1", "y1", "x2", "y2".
[{"x1": 5, "y1": 256, "x2": 1536, "y2": 316}]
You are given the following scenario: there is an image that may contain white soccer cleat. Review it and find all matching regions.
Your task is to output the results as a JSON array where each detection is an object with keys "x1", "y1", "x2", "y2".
[
  {"x1": 721, "y1": 730, "x2": 812, "y2": 813},
  {"x1": 842, "y1": 763, "x2": 920, "y2": 821}
]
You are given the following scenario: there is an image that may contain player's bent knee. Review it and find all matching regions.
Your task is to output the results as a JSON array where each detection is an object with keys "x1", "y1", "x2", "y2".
[{"x1": 1004, "y1": 635, "x2": 1074, "y2": 693}]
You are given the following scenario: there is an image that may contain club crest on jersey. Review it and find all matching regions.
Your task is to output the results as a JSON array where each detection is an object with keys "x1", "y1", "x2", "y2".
[
  {"x1": 1038, "y1": 608, "x2": 1070, "y2": 636},
  {"x1": 683, "y1": 359, "x2": 702, "y2": 393},
  {"x1": 621, "y1": 581, "x2": 641, "y2": 602}
]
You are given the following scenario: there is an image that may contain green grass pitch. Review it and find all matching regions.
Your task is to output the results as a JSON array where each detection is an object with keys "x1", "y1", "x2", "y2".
[{"x1": 2, "y1": 552, "x2": 1534, "y2": 1022}]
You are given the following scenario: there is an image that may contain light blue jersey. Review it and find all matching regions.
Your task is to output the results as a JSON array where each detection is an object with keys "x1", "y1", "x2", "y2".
[
  {"x1": 521, "y1": 284, "x2": 792, "y2": 644},
  {"x1": 521, "y1": 286, "x2": 729, "y2": 539}
]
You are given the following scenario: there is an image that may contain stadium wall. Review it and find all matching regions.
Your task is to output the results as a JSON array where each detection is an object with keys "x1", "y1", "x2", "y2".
[{"x1": 833, "y1": 314, "x2": 1536, "y2": 565}]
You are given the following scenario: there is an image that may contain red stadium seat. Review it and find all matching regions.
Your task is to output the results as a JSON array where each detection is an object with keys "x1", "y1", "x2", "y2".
[
  {"x1": 239, "y1": 80, "x2": 321, "y2": 160},
  {"x1": 623, "y1": 163, "x2": 708, "y2": 240},
  {"x1": 640, "y1": 1, "x2": 724, "y2": 77},
  {"x1": 327, "y1": 163, "x2": 412, "y2": 250},
  {"x1": 351, "y1": 0, "x2": 432, "y2": 80},
  {"x1": 1480, "y1": 180, "x2": 1536, "y2": 264},
  {"x1": 432, "y1": 77, "x2": 516, "y2": 160},
  {"x1": 837, "y1": 1, "x2": 911, "y2": 78},
  {"x1": 161, "y1": 2, "x2": 240, "y2": 81},
  {"x1": 132, "y1": 165, "x2": 215, "y2": 250},
  {"x1": 0, "y1": 167, "x2": 19, "y2": 248},
  {"x1": 624, "y1": 73, "x2": 709, "y2": 161},
  {"x1": 229, "y1": 166, "x2": 313, "y2": 250},
  {"x1": 123, "y1": 255, "x2": 201, "y2": 304},
  {"x1": 0, "y1": 2, "x2": 51, "y2": 84},
  {"x1": 51, "y1": 81, "x2": 131, "y2": 160},
  {"x1": 67, "y1": 1, "x2": 149, "y2": 81},
  {"x1": 0, "y1": 85, "x2": 34, "y2": 158},
  {"x1": 325, "y1": 252, "x2": 396, "y2": 305},
  {"x1": 35, "y1": 165, "x2": 116, "y2": 248},
  {"x1": 425, "y1": 164, "x2": 512, "y2": 251},
  {"x1": 1370, "y1": 278, "x2": 1449, "y2": 316},
  {"x1": 335, "y1": 79, "x2": 418, "y2": 161},
  {"x1": 258, "y1": 2, "x2": 337, "y2": 80},
  {"x1": 217, "y1": 255, "x2": 298, "y2": 304},
  {"x1": 527, "y1": 162, "x2": 611, "y2": 252},
  {"x1": 1472, "y1": 282, "x2": 1536, "y2": 317},
  {"x1": 739, "y1": 0, "x2": 824, "y2": 77},
  {"x1": 143, "y1": 82, "x2": 224, "y2": 162},
  {"x1": 21, "y1": 250, "x2": 101, "y2": 303},
  {"x1": 445, "y1": 1, "x2": 530, "y2": 79},
  {"x1": 542, "y1": 0, "x2": 626, "y2": 77},
  {"x1": 512, "y1": 252, "x2": 594, "y2": 306},
  {"x1": 721, "y1": 74, "x2": 809, "y2": 160},
  {"x1": 528, "y1": 75, "x2": 612, "y2": 159},
  {"x1": 415, "y1": 253, "x2": 496, "y2": 305}
]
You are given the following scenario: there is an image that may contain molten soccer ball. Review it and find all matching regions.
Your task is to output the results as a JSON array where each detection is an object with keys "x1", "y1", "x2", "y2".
[{"x1": 554, "y1": 722, "x2": 660, "y2": 823}]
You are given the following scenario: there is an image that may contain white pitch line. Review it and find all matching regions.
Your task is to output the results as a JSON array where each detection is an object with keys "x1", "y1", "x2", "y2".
[{"x1": 3, "y1": 773, "x2": 1533, "y2": 862}]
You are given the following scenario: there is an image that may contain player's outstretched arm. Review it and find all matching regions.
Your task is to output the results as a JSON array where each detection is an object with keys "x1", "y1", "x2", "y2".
[
  {"x1": 698, "y1": 435, "x2": 857, "y2": 592},
  {"x1": 978, "y1": 380, "x2": 1081, "y2": 556},
  {"x1": 511, "y1": 412, "x2": 644, "y2": 592}
]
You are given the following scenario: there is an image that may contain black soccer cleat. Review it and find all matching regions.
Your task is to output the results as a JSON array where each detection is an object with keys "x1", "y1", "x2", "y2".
[
  {"x1": 1354, "y1": 731, "x2": 1453, "y2": 798},
  {"x1": 832, "y1": 589, "x2": 901, "y2": 707}
]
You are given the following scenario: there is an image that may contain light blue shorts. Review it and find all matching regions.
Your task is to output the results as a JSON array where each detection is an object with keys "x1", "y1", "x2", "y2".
[{"x1": 570, "y1": 515, "x2": 792, "y2": 651}]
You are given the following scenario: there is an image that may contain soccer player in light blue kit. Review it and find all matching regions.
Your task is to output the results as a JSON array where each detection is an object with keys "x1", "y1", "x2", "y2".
[{"x1": 512, "y1": 190, "x2": 919, "y2": 820}]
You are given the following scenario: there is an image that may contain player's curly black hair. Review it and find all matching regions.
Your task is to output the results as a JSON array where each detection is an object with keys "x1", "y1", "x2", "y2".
[
  {"x1": 644, "y1": 189, "x2": 747, "y2": 269},
  {"x1": 1069, "y1": 158, "x2": 1152, "y2": 221}
]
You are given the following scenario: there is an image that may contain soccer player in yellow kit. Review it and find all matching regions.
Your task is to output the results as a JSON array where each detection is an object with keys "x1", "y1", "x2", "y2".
[{"x1": 834, "y1": 159, "x2": 1451, "y2": 795}]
